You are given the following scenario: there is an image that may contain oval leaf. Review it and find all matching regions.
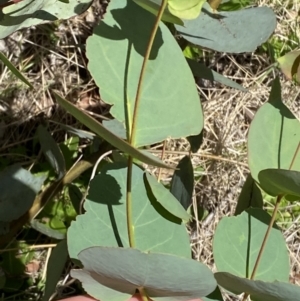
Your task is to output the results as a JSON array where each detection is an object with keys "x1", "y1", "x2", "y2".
[
  {"x1": 258, "y1": 169, "x2": 300, "y2": 198},
  {"x1": 145, "y1": 172, "x2": 191, "y2": 222},
  {"x1": 175, "y1": 3, "x2": 276, "y2": 53},
  {"x1": 86, "y1": 0, "x2": 203, "y2": 147},
  {"x1": 0, "y1": 0, "x2": 92, "y2": 39},
  {"x1": 54, "y1": 93, "x2": 170, "y2": 169},
  {"x1": 38, "y1": 125, "x2": 66, "y2": 180},
  {"x1": 67, "y1": 163, "x2": 191, "y2": 260},
  {"x1": 248, "y1": 78, "x2": 300, "y2": 184},
  {"x1": 213, "y1": 208, "x2": 290, "y2": 282},
  {"x1": 215, "y1": 272, "x2": 300, "y2": 301},
  {"x1": 170, "y1": 155, "x2": 194, "y2": 210},
  {"x1": 71, "y1": 247, "x2": 217, "y2": 301}
]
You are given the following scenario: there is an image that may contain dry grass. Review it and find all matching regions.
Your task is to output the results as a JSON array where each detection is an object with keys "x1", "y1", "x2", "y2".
[{"x1": 0, "y1": 0, "x2": 299, "y2": 300}]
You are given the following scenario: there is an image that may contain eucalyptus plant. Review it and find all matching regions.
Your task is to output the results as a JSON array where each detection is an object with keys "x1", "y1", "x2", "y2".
[{"x1": 0, "y1": 0, "x2": 299, "y2": 301}]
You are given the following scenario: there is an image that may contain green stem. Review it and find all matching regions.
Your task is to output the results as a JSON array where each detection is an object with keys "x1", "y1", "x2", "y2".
[
  {"x1": 242, "y1": 194, "x2": 283, "y2": 301},
  {"x1": 126, "y1": 156, "x2": 135, "y2": 248},
  {"x1": 129, "y1": 0, "x2": 168, "y2": 146},
  {"x1": 126, "y1": 0, "x2": 167, "y2": 248}
]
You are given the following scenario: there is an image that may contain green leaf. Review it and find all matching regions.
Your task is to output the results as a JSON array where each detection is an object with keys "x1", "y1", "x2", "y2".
[
  {"x1": 187, "y1": 130, "x2": 203, "y2": 153},
  {"x1": 234, "y1": 174, "x2": 263, "y2": 215},
  {"x1": 42, "y1": 240, "x2": 68, "y2": 301},
  {"x1": 0, "y1": 165, "x2": 45, "y2": 222},
  {"x1": 59, "y1": 124, "x2": 95, "y2": 140},
  {"x1": 213, "y1": 208, "x2": 290, "y2": 282},
  {"x1": 86, "y1": 0, "x2": 203, "y2": 147},
  {"x1": 71, "y1": 247, "x2": 217, "y2": 301},
  {"x1": 0, "y1": 0, "x2": 92, "y2": 39},
  {"x1": 215, "y1": 272, "x2": 300, "y2": 301},
  {"x1": 1, "y1": 242, "x2": 35, "y2": 275},
  {"x1": 258, "y1": 169, "x2": 300, "y2": 198},
  {"x1": 67, "y1": 163, "x2": 191, "y2": 260},
  {"x1": 144, "y1": 172, "x2": 191, "y2": 222},
  {"x1": 102, "y1": 119, "x2": 127, "y2": 139},
  {"x1": 68, "y1": 184, "x2": 82, "y2": 215},
  {"x1": 277, "y1": 50, "x2": 300, "y2": 83},
  {"x1": 39, "y1": 197, "x2": 77, "y2": 226},
  {"x1": 168, "y1": 0, "x2": 206, "y2": 19},
  {"x1": 0, "y1": 51, "x2": 32, "y2": 88},
  {"x1": 248, "y1": 78, "x2": 300, "y2": 184},
  {"x1": 202, "y1": 286, "x2": 224, "y2": 301},
  {"x1": 133, "y1": 0, "x2": 184, "y2": 25},
  {"x1": 31, "y1": 219, "x2": 66, "y2": 240},
  {"x1": 38, "y1": 125, "x2": 66, "y2": 180},
  {"x1": 54, "y1": 93, "x2": 170, "y2": 169},
  {"x1": 187, "y1": 58, "x2": 247, "y2": 91},
  {"x1": 60, "y1": 136, "x2": 79, "y2": 169},
  {"x1": 170, "y1": 155, "x2": 194, "y2": 210},
  {"x1": 175, "y1": 3, "x2": 276, "y2": 53}
]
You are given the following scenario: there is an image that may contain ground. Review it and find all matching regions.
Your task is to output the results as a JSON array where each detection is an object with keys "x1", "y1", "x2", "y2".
[{"x1": 0, "y1": 0, "x2": 299, "y2": 300}]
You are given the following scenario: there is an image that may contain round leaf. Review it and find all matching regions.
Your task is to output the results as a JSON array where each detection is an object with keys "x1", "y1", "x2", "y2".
[
  {"x1": 215, "y1": 272, "x2": 300, "y2": 301},
  {"x1": 258, "y1": 169, "x2": 300, "y2": 198},
  {"x1": 175, "y1": 3, "x2": 276, "y2": 53},
  {"x1": 86, "y1": 0, "x2": 203, "y2": 147},
  {"x1": 71, "y1": 247, "x2": 217, "y2": 301},
  {"x1": 213, "y1": 208, "x2": 290, "y2": 282},
  {"x1": 68, "y1": 163, "x2": 191, "y2": 260}
]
